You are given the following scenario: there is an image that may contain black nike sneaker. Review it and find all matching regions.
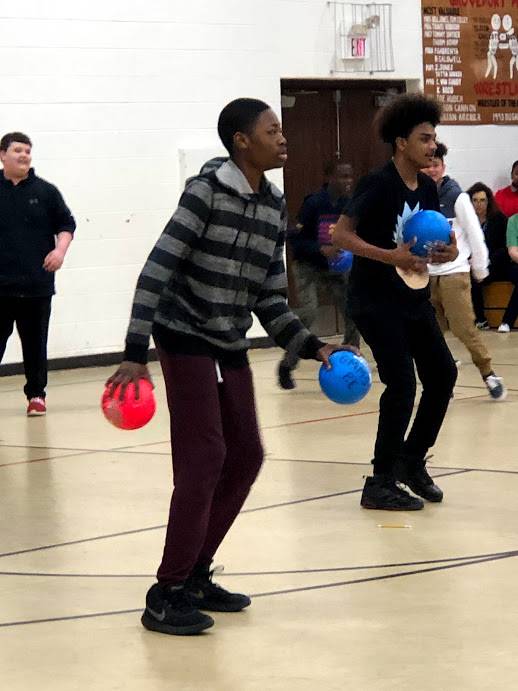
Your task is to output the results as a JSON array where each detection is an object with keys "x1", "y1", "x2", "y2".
[
  {"x1": 141, "y1": 583, "x2": 214, "y2": 635},
  {"x1": 394, "y1": 458, "x2": 443, "y2": 503},
  {"x1": 360, "y1": 474, "x2": 424, "y2": 510},
  {"x1": 185, "y1": 565, "x2": 251, "y2": 612}
]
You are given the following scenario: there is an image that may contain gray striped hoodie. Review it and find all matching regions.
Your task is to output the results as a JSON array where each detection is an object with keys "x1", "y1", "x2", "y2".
[{"x1": 124, "y1": 157, "x2": 322, "y2": 364}]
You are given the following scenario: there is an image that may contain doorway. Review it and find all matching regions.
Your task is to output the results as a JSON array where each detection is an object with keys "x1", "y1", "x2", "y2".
[{"x1": 281, "y1": 79, "x2": 406, "y2": 336}]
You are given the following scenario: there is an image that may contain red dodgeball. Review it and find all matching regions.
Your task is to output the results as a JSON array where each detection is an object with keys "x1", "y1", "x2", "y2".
[{"x1": 101, "y1": 379, "x2": 156, "y2": 430}]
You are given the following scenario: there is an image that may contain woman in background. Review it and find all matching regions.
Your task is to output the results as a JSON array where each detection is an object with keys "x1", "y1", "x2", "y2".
[{"x1": 468, "y1": 182, "x2": 518, "y2": 332}]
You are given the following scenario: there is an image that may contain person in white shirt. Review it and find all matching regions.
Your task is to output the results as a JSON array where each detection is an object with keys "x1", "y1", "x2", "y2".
[{"x1": 422, "y1": 142, "x2": 506, "y2": 401}]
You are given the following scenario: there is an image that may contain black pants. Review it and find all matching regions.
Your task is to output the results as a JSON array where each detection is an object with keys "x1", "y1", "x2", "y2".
[
  {"x1": 471, "y1": 262, "x2": 518, "y2": 327},
  {"x1": 0, "y1": 296, "x2": 52, "y2": 399},
  {"x1": 353, "y1": 302, "x2": 457, "y2": 475}
]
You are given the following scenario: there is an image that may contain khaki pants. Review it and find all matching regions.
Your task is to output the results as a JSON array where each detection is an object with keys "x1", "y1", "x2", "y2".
[{"x1": 430, "y1": 273, "x2": 492, "y2": 378}]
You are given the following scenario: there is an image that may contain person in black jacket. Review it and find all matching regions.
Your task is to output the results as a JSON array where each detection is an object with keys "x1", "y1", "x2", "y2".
[
  {"x1": 468, "y1": 181, "x2": 518, "y2": 331},
  {"x1": 277, "y1": 160, "x2": 360, "y2": 389},
  {"x1": 0, "y1": 132, "x2": 76, "y2": 416}
]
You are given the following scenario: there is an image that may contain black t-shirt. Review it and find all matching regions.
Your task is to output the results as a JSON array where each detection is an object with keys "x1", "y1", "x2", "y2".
[{"x1": 344, "y1": 160, "x2": 440, "y2": 315}]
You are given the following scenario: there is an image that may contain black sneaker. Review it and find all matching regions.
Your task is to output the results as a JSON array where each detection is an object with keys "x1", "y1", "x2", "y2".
[
  {"x1": 360, "y1": 475, "x2": 424, "y2": 511},
  {"x1": 141, "y1": 583, "x2": 214, "y2": 635},
  {"x1": 277, "y1": 363, "x2": 295, "y2": 390},
  {"x1": 394, "y1": 459, "x2": 443, "y2": 503},
  {"x1": 185, "y1": 565, "x2": 251, "y2": 612}
]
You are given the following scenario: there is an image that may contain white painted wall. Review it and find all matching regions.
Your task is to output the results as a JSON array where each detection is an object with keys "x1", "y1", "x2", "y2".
[{"x1": 1, "y1": 0, "x2": 514, "y2": 364}]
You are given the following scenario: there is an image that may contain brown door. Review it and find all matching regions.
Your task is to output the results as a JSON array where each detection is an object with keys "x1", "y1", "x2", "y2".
[{"x1": 281, "y1": 79, "x2": 406, "y2": 335}]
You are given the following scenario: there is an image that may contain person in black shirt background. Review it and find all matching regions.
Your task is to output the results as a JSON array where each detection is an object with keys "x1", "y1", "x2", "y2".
[
  {"x1": 0, "y1": 132, "x2": 76, "y2": 416},
  {"x1": 278, "y1": 160, "x2": 360, "y2": 390},
  {"x1": 333, "y1": 93, "x2": 458, "y2": 511}
]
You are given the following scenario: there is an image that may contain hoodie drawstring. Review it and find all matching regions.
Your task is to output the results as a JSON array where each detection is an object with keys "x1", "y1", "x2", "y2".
[{"x1": 215, "y1": 360, "x2": 223, "y2": 384}]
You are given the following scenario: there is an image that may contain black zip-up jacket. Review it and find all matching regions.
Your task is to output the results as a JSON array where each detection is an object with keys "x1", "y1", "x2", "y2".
[{"x1": 0, "y1": 168, "x2": 76, "y2": 297}]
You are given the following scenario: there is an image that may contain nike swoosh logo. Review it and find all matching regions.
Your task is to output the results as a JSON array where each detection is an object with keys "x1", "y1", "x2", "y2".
[
  {"x1": 147, "y1": 606, "x2": 167, "y2": 622},
  {"x1": 189, "y1": 590, "x2": 205, "y2": 600}
]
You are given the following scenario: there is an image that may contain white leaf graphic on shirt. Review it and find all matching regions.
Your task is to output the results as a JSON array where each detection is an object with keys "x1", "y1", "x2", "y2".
[{"x1": 393, "y1": 201, "x2": 421, "y2": 245}]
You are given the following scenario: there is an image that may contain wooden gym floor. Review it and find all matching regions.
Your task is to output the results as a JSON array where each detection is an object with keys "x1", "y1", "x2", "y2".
[{"x1": 1, "y1": 331, "x2": 517, "y2": 690}]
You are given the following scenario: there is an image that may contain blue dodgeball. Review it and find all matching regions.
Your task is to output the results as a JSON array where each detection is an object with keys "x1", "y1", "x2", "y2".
[
  {"x1": 328, "y1": 249, "x2": 353, "y2": 273},
  {"x1": 319, "y1": 351, "x2": 372, "y2": 405},
  {"x1": 402, "y1": 210, "x2": 451, "y2": 257}
]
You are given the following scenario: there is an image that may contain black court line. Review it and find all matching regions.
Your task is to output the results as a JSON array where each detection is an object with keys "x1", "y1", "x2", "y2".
[
  {"x1": 0, "y1": 608, "x2": 143, "y2": 628},
  {"x1": 450, "y1": 383, "x2": 518, "y2": 393},
  {"x1": 0, "y1": 386, "x2": 496, "y2": 464},
  {"x1": 0, "y1": 489, "x2": 362, "y2": 559},
  {"x1": 0, "y1": 353, "x2": 326, "y2": 393},
  {"x1": 0, "y1": 441, "x2": 170, "y2": 468},
  {"x1": 242, "y1": 469, "x2": 467, "y2": 515},
  {"x1": 0, "y1": 376, "x2": 117, "y2": 395},
  {"x1": 251, "y1": 550, "x2": 518, "y2": 599},
  {"x1": 108, "y1": 439, "x2": 170, "y2": 452},
  {"x1": 0, "y1": 439, "x2": 170, "y2": 453},
  {"x1": 0, "y1": 469, "x2": 470, "y2": 560},
  {"x1": 5, "y1": 445, "x2": 515, "y2": 480},
  {"x1": 271, "y1": 372, "x2": 516, "y2": 396},
  {"x1": 0, "y1": 548, "x2": 513, "y2": 579},
  {"x1": 0, "y1": 441, "x2": 171, "y2": 469},
  {"x1": 0, "y1": 351, "x2": 514, "y2": 395},
  {"x1": 0, "y1": 443, "x2": 110, "y2": 453},
  {"x1": 0, "y1": 449, "x2": 103, "y2": 469},
  {"x1": 0, "y1": 525, "x2": 166, "y2": 560},
  {"x1": 1, "y1": 550, "x2": 516, "y2": 629},
  {"x1": 267, "y1": 457, "x2": 518, "y2": 476},
  {"x1": 4, "y1": 444, "x2": 515, "y2": 483}
]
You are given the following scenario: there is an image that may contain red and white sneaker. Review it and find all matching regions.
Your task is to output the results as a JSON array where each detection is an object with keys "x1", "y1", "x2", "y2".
[{"x1": 27, "y1": 397, "x2": 47, "y2": 417}]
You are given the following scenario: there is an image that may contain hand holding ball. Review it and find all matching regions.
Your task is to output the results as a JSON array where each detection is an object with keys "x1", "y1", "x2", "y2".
[
  {"x1": 402, "y1": 210, "x2": 451, "y2": 257},
  {"x1": 319, "y1": 351, "x2": 372, "y2": 404},
  {"x1": 101, "y1": 379, "x2": 156, "y2": 430}
]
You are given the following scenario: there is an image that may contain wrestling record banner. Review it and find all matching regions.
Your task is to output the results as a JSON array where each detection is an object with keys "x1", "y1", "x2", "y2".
[{"x1": 421, "y1": 0, "x2": 518, "y2": 124}]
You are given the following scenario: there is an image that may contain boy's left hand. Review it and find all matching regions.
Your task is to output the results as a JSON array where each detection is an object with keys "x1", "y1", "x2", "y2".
[
  {"x1": 317, "y1": 343, "x2": 360, "y2": 369},
  {"x1": 428, "y1": 231, "x2": 458, "y2": 264},
  {"x1": 43, "y1": 248, "x2": 66, "y2": 272}
]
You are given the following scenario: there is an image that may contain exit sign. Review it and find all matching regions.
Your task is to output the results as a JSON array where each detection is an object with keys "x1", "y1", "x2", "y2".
[{"x1": 350, "y1": 35, "x2": 368, "y2": 58}]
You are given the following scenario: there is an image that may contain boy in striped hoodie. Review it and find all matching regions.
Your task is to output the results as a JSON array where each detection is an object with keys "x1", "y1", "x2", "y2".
[{"x1": 107, "y1": 98, "x2": 355, "y2": 636}]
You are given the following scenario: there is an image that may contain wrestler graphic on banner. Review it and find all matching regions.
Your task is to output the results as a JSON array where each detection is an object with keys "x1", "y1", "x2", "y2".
[
  {"x1": 485, "y1": 14, "x2": 500, "y2": 79},
  {"x1": 485, "y1": 13, "x2": 517, "y2": 81},
  {"x1": 510, "y1": 32, "x2": 518, "y2": 79}
]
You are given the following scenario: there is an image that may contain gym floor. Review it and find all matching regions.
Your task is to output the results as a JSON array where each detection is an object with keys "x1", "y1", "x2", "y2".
[{"x1": 1, "y1": 331, "x2": 517, "y2": 690}]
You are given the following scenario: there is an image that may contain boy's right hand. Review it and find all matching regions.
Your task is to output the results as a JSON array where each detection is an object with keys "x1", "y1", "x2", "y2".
[
  {"x1": 390, "y1": 239, "x2": 427, "y2": 273},
  {"x1": 105, "y1": 361, "x2": 153, "y2": 400},
  {"x1": 317, "y1": 343, "x2": 361, "y2": 369},
  {"x1": 320, "y1": 244, "x2": 341, "y2": 259}
]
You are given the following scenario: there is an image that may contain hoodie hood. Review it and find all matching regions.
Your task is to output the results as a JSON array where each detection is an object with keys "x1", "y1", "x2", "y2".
[
  {"x1": 124, "y1": 151, "x2": 320, "y2": 366},
  {"x1": 190, "y1": 156, "x2": 283, "y2": 202},
  {"x1": 438, "y1": 176, "x2": 462, "y2": 220}
]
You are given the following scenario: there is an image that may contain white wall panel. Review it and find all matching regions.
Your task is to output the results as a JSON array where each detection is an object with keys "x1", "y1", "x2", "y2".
[{"x1": 0, "y1": 0, "x2": 513, "y2": 364}]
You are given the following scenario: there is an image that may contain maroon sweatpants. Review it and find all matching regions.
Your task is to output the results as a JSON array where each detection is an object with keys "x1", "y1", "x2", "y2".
[{"x1": 156, "y1": 349, "x2": 264, "y2": 585}]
